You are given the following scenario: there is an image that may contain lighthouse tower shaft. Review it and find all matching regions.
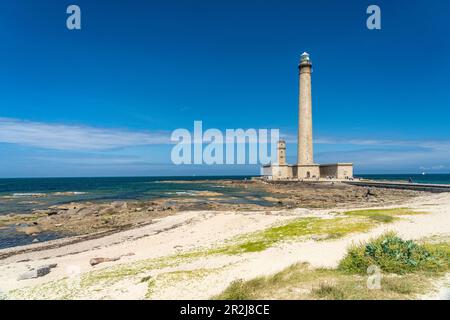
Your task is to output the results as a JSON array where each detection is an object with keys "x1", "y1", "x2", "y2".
[{"x1": 297, "y1": 53, "x2": 314, "y2": 165}]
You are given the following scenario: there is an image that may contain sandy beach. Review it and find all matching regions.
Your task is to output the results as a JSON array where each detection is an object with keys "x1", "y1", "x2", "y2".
[{"x1": 1, "y1": 185, "x2": 449, "y2": 300}]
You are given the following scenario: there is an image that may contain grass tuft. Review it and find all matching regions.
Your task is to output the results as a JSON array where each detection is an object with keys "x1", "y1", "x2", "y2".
[
  {"x1": 312, "y1": 283, "x2": 346, "y2": 300},
  {"x1": 213, "y1": 279, "x2": 255, "y2": 300}
]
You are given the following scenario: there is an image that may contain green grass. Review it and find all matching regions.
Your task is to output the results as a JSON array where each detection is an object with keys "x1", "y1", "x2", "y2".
[
  {"x1": 207, "y1": 217, "x2": 375, "y2": 255},
  {"x1": 213, "y1": 263, "x2": 340, "y2": 300},
  {"x1": 9, "y1": 253, "x2": 196, "y2": 300},
  {"x1": 213, "y1": 233, "x2": 450, "y2": 300},
  {"x1": 213, "y1": 279, "x2": 255, "y2": 300},
  {"x1": 79, "y1": 251, "x2": 204, "y2": 288},
  {"x1": 144, "y1": 268, "x2": 220, "y2": 299},
  {"x1": 214, "y1": 235, "x2": 449, "y2": 300},
  {"x1": 312, "y1": 283, "x2": 346, "y2": 300},
  {"x1": 213, "y1": 262, "x2": 435, "y2": 300},
  {"x1": 308, "y1": 274, "x2": 431, "y2": 300},
  {"x1": 338, "y1": 232, "x2": 450, "y2": 275},
  {"x1": 343, "y1": 208, "x2": 426, "y2": 223},
  {"x1": 10, "y1": 213, "x2": 413, "y2": 299},
  {"x1": 10, "y1": 216, "x2": 375, "y2": 299}
]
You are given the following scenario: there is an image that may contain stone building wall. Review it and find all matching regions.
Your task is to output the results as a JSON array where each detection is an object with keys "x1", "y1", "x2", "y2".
[
  {"x1": 319, "y1": 163, "x2": 353, "y2": 179},
  {"x1": 262, "y1": 165, "x2": 294, "y2": 180},
  {"x1": 297, "y1": 165, "x2": 320, "y2": 179}
]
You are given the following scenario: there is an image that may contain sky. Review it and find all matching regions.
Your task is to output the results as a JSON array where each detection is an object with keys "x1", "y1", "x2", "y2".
[{"x1": 0, "y1": 0, "x2": 449, "y2": 177}]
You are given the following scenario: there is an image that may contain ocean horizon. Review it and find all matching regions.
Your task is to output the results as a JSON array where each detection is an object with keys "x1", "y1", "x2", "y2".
[
  {"x1": 1, "y1": 174, "x2": 449, "y2": 215},
  {"x1": 1, "y1": 173, "x2": 450, "y2": 180}
]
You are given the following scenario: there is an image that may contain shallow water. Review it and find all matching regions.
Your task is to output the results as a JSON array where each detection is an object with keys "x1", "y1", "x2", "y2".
[
  {"x1": 0, "y1": 176, "x2": 271, "y2": 216},
  {"x1": 0, "y1": 176, "x2": 273, "y2": 249},
  {"x1": 0, "y1": 225, "x2": 64, "y2": 250}
]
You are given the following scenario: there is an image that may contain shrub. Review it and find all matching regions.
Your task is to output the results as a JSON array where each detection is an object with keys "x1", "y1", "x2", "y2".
[{"x1": 338, "y1": 232, "x2": 449, "y2": 274}]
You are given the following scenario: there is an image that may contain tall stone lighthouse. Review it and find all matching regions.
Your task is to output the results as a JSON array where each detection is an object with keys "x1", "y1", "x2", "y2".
[
  {"x1": 261, "y1": 52, "x2": 353, "y2": 180},
  {"x1": 296, "y1": 52, "x2": 320, "y2": 178},
  {"x1": 297, "y1": 52, "x2": 313, "y2": 165}
]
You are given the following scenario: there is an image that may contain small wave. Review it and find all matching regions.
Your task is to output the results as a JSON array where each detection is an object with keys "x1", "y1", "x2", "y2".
[
  {"x1": 165, "y1": 191, "x2": 198, "y2": 196},
  {"x1": 13, "y1": 193, "x2": 47, "y2": 198},
  {"x1": 53, "y1": 191, "x2": 87, "y2": 196},
  {"x1": 165, "y1": 190, "x2": 223, "y2": 197},
  {"x1": 11, "y1": 191, "x2": 87, "y2": 198}
]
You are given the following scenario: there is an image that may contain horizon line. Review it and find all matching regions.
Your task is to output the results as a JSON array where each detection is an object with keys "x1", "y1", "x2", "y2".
[{"x1": 0, "y1": 173, "x2": 449, "y2": 180}]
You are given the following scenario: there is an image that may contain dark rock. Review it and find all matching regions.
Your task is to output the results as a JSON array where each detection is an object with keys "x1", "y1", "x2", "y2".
[
  {"x1": 17, "y1": 264, "x2": 56, "y2": 280},
  {"x1": 90, "y1": 253, "x2": 134, "y2": 266},
  {"x1": 90, "y1": 257, "x2": 120, "y2": 266},
  {"x1": 123, "y1": 252, "x2": 135, "y2": 257}
]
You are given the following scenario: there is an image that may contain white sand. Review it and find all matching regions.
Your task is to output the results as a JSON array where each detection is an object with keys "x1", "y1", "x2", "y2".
[{"x1": 0, "y1": 192, "x2": 449, "y2": 300}]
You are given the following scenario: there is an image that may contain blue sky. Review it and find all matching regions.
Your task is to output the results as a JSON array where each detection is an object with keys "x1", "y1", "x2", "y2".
[{"x1": 0, "y1": 0, "x2": 449, "y2": 177}]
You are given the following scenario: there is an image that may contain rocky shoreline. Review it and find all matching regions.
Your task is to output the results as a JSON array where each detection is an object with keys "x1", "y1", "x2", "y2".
[{"x1": 0, "y1": 180, "x2": 423, "y2": 250}]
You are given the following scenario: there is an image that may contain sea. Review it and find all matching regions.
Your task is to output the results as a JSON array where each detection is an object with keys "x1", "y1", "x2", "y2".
[
  {"x1": 0, "y1": 176, "x2": 266, "y2": 216},
  {"x1": 0, "y1": 176, "x2": 263, "y2": 248},
  {"x1": 0, "y1": 174, "x2": 449, "y2": 249}
]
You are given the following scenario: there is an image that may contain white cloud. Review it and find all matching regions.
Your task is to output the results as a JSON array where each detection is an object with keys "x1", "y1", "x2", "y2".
[
  {"x1": 1, "y1": 118, "x2": 450, "y2": 173},
  {"x1": 0, "y1": 118, "x2": 171, "y2": 151},
  {"x1": 281, "y1": 131, "x2": 450, "y2": 152},
  {"x1": 280, "y1": 133, "x2": 450, "y2": 172},
  {"x1": 316, "y1": 137, "x2": 450, "y2": 151}
]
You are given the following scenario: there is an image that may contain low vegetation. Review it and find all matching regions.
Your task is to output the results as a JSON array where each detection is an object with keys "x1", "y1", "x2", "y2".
[
  {"x1": 208, "y1": 217, "x2": 374, "y2": 254},
  {"x1": 213, "y1": 262, "x2": 434, "y2": 300},
  {"x1": 214, "y1": 234, "x2": 449, "y2": 300},
  {"x1": 9, "y1": 208, "x2": 432, "y2": 300},
  {"x1": 144, "y1": 268, "x2": 220, "y2": 299},
  {"x1": 338, "y1": 232, "x2": 449, "y2": 274},
  {"x1": 211, "y1": 208, "x2": 427, "y2": 254},
  {"x1": 343, "y1": 208, "x2": 426, "y2": 223}
]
